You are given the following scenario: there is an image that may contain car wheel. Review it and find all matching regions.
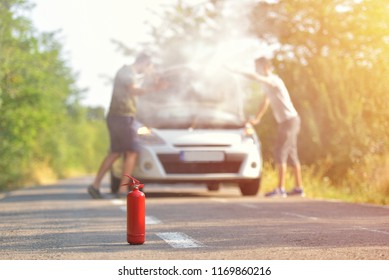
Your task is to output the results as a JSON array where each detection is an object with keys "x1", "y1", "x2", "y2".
[
  {"x1": 110, "y1": 171, "x2": 120, "y2": 194},
  {"x1": 239, "y1": 178, "x2": 261, "y2": 196},
  {"x1": 207, "y1": 183, "x2": 220, "y2": 192}
]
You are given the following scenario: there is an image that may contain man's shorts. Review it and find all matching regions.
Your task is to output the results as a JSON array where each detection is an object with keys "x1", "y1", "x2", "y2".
[
  {"x1": 275, "y1": 116, "x2": 301, "y2": 166},
  {"x1": 107, "y1": 115, "x2": 140, "y2": 153}
]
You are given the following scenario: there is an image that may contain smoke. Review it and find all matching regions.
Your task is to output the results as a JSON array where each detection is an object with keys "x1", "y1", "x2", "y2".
[
  {"x1": 184, "y1": 0, "x2": 263, "y2": 71},
  {"x1": 137, "y1": 0, "x2": 272, "y2": 127}
]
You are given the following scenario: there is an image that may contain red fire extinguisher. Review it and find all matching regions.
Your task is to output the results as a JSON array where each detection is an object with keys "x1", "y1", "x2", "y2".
[{"x1": 123, "y1": 175, "x2": 145, "y2": 245}]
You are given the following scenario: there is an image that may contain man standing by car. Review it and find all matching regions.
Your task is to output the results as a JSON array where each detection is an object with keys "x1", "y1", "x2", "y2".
[
  {"x1": 230, "y1": 57, "x2": 304, "y2": 197},
  {"x1": 88, "y1": 53, "x2": 158, "y2": 199}
]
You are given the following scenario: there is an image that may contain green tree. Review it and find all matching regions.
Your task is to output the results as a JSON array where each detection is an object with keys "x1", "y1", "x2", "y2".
[
  {"x1": 0, "y1": 0, "x2": 67, "y2": 186},
  {"x1": 250, "y1": 0, "x2": 389, "y2": 165},
  {"x1": 251, "y1": 0, "x2": 389, "y2": 64},
  {"x1": 0, "y1": 0, "x2": 107, "y2": 189}
]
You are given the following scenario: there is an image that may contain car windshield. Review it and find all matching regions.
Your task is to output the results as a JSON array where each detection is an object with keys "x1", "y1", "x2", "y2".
[{"x1": 136, "y1": 66, "x2": 246, "y2": 129}]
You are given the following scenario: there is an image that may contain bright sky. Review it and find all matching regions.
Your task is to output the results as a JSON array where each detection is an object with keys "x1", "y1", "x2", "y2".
[{"x1": 30, "y1": 0, "x2": 171, "y2": 111}]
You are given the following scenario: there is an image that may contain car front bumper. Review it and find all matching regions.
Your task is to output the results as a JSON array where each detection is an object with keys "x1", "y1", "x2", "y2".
[{"x1": 130, "y1": 143, "x2": 262, "y2": 183}]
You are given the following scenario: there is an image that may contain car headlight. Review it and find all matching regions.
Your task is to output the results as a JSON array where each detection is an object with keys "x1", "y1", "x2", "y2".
[
  {"x1": 241, "y1": 123, "x2": 256, "y2": 144},
  {"x1": 137, "y1": 126, "x2": 165, "y2": 145}
]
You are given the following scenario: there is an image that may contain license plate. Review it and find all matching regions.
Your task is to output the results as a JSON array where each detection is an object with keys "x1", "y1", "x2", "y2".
[{"x1": 180, "y1": 151, "x2": 225, "y2": 162}]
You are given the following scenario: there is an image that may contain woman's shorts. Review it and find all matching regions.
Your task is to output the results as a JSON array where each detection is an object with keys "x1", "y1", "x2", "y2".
[
  {"x1": 275, "y1": 116, "x2": 301, "y2": 166},
  {"x1": 107, "y1": 115, "x2": 140, "y2": 153}
]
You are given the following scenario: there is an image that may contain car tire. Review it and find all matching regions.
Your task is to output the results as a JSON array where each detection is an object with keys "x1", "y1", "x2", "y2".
[
  {"x1": 207, "y1": 183, "x2": 220, "y2": 192},
  {"x1": 239, "y1": 178, "x2": 261, "y2": 196},
  {"x1": 110, "y1": 171, "x2": 120, "y2": 194}
]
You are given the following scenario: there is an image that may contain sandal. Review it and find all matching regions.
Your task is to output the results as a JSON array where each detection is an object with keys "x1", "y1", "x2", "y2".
[{"x1": 88, "y1": 185, "x2": 103, "y2": 199}]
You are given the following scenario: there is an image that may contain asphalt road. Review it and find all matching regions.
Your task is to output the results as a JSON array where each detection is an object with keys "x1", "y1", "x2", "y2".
[{"x1": 0, "y1": 177, "x2": 388, "y2": 260}]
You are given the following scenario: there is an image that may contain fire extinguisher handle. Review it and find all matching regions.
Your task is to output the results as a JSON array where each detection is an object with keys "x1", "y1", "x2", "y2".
[{"x1": 122, "y1": 174, "x2": 141, "y2": 188}]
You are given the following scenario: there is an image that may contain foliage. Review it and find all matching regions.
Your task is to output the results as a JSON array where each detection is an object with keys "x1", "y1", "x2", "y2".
[
  {"x1": 251, "y1": 0, "x2": 389, "y2": 64},
  {"x1": 250, "y1": 0, "x2": 389, "y2": 202},
  {"x1": 0, "y1": 0, "x2": 107, "y2": 189}
]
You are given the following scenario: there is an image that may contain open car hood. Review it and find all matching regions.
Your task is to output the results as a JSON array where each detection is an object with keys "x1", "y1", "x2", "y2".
[{"x1": 136, "y1": 66, "x2": 246, "y2": 129}]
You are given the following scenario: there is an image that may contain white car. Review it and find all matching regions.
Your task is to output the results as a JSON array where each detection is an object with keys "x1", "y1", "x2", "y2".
[{"x1": 111, "y1": 67, "x2": 262, "y2": 196}]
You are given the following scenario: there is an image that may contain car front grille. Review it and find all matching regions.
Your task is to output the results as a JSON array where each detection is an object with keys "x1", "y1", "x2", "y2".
[
  {"x1": 157, "y1": 153, "x2": 244, "y2": 174},
  {"x1": 173, "y1": 144, "x2": 231, "y2": 148}
]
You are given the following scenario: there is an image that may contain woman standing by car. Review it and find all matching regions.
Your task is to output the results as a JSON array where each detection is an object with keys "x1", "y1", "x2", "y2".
[{"x1": 230, "y1": 57, "x2": 304, "y2": 197}]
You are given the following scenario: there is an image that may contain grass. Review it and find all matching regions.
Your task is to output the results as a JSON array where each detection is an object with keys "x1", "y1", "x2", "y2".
[{"x1": 260, "y1": 162, "x2": 389, "y2": 206}]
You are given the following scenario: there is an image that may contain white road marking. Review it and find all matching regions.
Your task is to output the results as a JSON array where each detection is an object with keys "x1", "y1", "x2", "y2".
[
  {"x1": 156, "y1": 232, "x2": 205, "y2": 248},
  {"x1": 111, "y1": 199, "x2": 125, "y2": 205},
  {"x1": 282, "y1": 212, "x2": 319, "y2": 221},
  {"x1": 146, "y1": 216, "x2": 162, "y2": 225},
  {"x1": 356, "y1": 227, "x2": 389, "y2": 236},
  {"x1": 209, "y1": 198, "x2": 228, "y2": 203}
]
